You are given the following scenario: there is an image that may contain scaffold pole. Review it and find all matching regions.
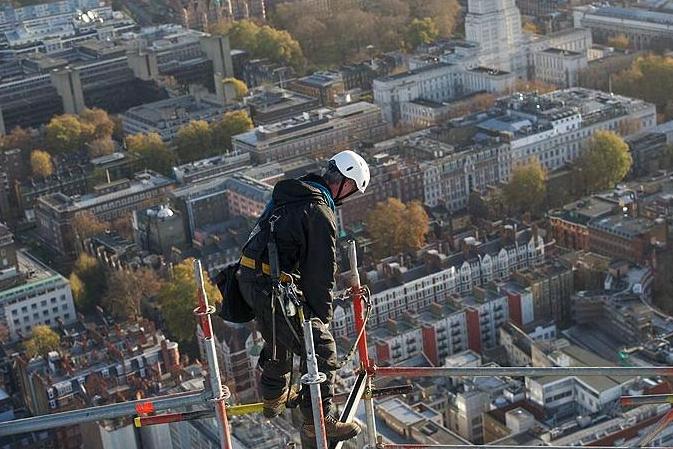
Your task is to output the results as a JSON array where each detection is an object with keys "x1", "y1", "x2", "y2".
[{"x1": 193, "y1": 259, "x2": 233, "y2": 449}]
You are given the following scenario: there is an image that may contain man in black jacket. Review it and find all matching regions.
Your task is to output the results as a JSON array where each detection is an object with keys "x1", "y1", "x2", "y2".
[{"x1": 237, "y1": 150, "x2": 370, "y2": 442}]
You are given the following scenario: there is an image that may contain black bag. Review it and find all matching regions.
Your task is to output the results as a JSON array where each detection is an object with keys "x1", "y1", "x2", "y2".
[{"x1": 214, "y1": 263, "x2": 255, "y2": 323}]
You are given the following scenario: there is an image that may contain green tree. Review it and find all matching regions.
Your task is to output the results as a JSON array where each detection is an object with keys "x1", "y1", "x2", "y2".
[
  {"x1": 24, "y1": 325, "x2": 60, "y2": 358},
  {"x1": 503, "y1": 159, "x2": 547, "y2": 216},
  {"x1": 406, "y1": 17, "x2": 439, "y2": 49},
  {"x1": 45, "y1": 115, "x2": 84, "y2": 154},
  {"x1": 576, "y1": 131, "x2": 632, "y2": 194},
  {"x1": 366, "y1": 198, "x2": 429, "y2": 258},
  {"x1": 70, "y1": 253, "x2": 107, "y2": 312},
  {"x1": 126, "y1": 132, "x2": 176, "y2": 175},
  {"x1": 175, "y1": 120, "x2": 213, "y2": 162},
  {"x1": 210, "y1": 111, "x2": 254, "y2": 152},
  {"x1": 102, "y1": 269, "x2": 162, "y2": 321},
  {"x1": 158, "y1": 259, "x2": 220, "y2": 344},
  {"x1": 30, "y1": 150, "x2": 54, "y2": 178},
  {"x1": 222, "y1": 77, "x2": 248, "y2": 100}
]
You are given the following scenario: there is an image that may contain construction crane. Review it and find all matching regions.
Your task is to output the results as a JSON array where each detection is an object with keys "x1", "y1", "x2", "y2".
[{"x1": 1, "y1": 245, "x2": 673, "y2": 449}]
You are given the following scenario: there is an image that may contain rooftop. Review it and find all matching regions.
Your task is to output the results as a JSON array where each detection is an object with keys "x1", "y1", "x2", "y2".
[
  {"x1": 588, "y1": 215, "x2": 659, "y2": 239},
  {"x1": 122, "y1": 94, "x2": 227, "y2": 124},
  {"x1": 541, "y1": 47, "x2": 582, "y2": 56}
]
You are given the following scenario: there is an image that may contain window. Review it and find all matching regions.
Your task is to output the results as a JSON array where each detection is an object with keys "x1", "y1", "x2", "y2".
[
  {"x1": 11, "y1": 310, "x2": 17, "y2": 316},
  {"x1": 50, "y1": 297, "x2": 57, "y2": 304},
  {"x1": 41, "y1": 300, "x2": 47, "y2": 307},
  {"x1": 21, "y1": 306, "x2": 27, "y2": 313},
  {"x1": 31, "y1": 304, "x2": 37, "y2": 310}
]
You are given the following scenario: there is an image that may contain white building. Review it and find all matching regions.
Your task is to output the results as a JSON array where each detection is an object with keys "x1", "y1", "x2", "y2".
[
  {"x1": 0, "y1": 250, "x2": 75, "y2": 341},
  {"x1": 465, "y1": 0, "x2": 525, "y2": 74},
  {"x1": 534, "y1": 48, "x2": 588, "y2": 88}
]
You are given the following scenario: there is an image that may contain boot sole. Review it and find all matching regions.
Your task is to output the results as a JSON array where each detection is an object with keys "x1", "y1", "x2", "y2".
[{"x1": 302, "y1": 426, "x2": 361, "y2": 442}]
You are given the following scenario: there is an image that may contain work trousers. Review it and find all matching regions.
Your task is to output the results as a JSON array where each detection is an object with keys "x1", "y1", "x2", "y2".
[{"x1": 238, "y1": 268, "x2": 337, "y2": 421}]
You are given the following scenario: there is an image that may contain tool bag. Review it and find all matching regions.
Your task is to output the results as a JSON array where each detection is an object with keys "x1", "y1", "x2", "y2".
[{"x1": 214, "y1": 262, "x2": 255, "y2": 323}]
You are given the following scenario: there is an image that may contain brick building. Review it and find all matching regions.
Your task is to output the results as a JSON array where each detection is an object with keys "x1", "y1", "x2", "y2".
[{"x1": 588, "y1": 215, "x2": 666, "y2": 265}]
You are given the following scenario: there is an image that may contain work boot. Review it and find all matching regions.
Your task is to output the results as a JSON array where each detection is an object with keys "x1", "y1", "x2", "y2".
[
  {"x1": 262, "y1": 385, "x2": 300, "y2": 418},
  {"x1": 302, "y1": 415, "x2": 361, "y2": 442}
]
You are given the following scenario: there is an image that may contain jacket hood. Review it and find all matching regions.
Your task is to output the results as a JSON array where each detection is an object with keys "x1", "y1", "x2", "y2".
[{"x1": 272, "y1": 173, "x2": 333, "y2": 208}]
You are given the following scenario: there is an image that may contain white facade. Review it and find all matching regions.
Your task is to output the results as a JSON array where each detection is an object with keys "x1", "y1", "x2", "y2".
[
  {"x1": 465, "y1": 0, "x2": 524, "y2": 74},
  {"x1": 1, "y1": 253, "x2": 75, "y2": 341},
  {"x1": 534, "y1": 48, "x2": 588, "y2": 88}
]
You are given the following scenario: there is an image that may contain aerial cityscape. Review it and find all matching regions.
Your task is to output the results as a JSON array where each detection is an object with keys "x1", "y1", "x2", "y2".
[{"x1": 1, "y1": 0, "x2": 673, "y2": 448}]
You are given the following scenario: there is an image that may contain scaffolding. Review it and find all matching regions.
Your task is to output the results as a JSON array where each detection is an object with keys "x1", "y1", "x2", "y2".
[{"x1": 1, "y1": 247, "x2": 673, "y2": 449}]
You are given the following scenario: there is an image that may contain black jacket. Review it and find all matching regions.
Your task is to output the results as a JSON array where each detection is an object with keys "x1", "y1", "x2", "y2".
[{"x1": 241, "y1": 174, "x2": 337, "y2": 322}]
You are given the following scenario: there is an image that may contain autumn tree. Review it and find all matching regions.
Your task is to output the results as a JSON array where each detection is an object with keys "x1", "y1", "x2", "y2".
[
  {"x1": 607, "y1": 34, "x2": 630, "y2": 50},
  {"x1": 613, "y1": 55, "x2": 673, "y2": 121},
  {"x1": 70, "y1": 253, "x2": 107, "y2": 312},
  {"x1": 126, "y1": 132, "x2": 176, "y2": 175},
  {"x1": 222, "y1": 77, "x2": 248, "y2": 101},
  {"x1": 210, "y1": 110, "x2": 254, "y2": 152},
  {"x1": 30, "y1": 150, "x2": 54, "y2": 178},
  {"x1": 72, "y1": 211, "x2": 107, "y2": 240},
  {"x1": 87, "y1": 137, "x2": 115, "y2": 158},
  {"x1": 80, "y1": 108, "x2": 114, "y2": 141},
  {"x1": 0, "y1": 126, "x2": 36, "y2": 151},
  {"x1": 212, "y1": 20, "x2": 305, "y2": 71},
  {"x1": 512, "y1": 79, "x2": 557, "y2": 94},
  {"x1": 522, "y1": 19, "x2": 541, "y2": 35},
  {"x1": 102, "y1": 269, "x2": 162, "y2": 321},
  {"x1": 175, "y1": 120, "x2": 213, "y2": 162},
  {"x1": 575, "y1": 131, "x2": 632, "y2": 194},
  {"x1": 406, "y1": 18, "x2": 439, "y2": 49},
  {"x1": 45, "y1": 114, "x2": 84, "y2": 154},
  {"x1": 503, "y1": 159, "x2": 547, "y2": 216},
  {"x1": 24, "y1": 325, "x2": 60, "y2": 358},
  {"x1": 158, "y1": 259, "x2": 220, "y2": 344},
  {"x1": 366, "y1": 198, "x2": 429, "y2": 258}
]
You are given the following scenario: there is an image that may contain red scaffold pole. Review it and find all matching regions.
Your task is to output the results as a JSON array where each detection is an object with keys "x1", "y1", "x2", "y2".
[
  {"x1": 194, "y1": 259, "x2": 233, "y2": 449},
  {"x1": 348, "y1": 240, "x2": 377, "y2": 449}
]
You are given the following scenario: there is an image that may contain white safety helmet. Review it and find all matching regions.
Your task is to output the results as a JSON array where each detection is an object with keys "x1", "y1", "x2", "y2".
[{"x1": 330, "y1": 150, "x2": 370, "y2": 193}]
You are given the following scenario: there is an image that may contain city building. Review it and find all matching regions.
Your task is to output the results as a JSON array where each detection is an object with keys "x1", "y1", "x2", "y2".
[
  {"x1": 245, "y1": 87, "x2": 320, "y2": 125},
  {"x1": 549, "y1": 196, "x2": 620, "y2": 251},
  {"x1": 588, "y1": 215, "x2": 666, "y2": 265},
  {"x1": 0, "y1": 148, "x2": 27, "y2": 224},
  {"x1": 121, "y1": 93, "x2": 233, "y2": 142},
  {"x1": 512, "y1": 262, "x2": 574, "y2": 326},
  {"x1": 232, "y1": 102, "x2": 387, "y2": 163},
  {"x1": 35, "y1": 171, "x2": 174, "y2": 260},
  {"x1": 173, "y1": 153, "x2": 251, "y2": 184},
  {"x1": 625, "y1": 131, "x2": 670, "y2": 177},
  {"x1": 0, "y1": 0, "x2": 136, "y2": 61},
  {"x1": 133, "y1": 205, "x2": 187, "y2": 257},
  {"x1": 0, "y1": 239, "x2": 75, "y2": 341},
  {"x1": 573, "y1": 5, "x2": 673, "y2": 50},
  {"x1": 287, "y1": 72, "x2": 345, "y2": 107},
  {"x1": 516, "y1": 0, "x2": 568, "y2": 19},
  {"x1": 534, "y1": 48, "x2": 588, "y2": 88},
  {"x1": 14, "y1": 319, "x2": 180, "y2": 449}
]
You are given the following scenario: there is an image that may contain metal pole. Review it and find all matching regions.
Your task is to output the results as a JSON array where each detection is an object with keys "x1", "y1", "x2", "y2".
[
  {"x1": 374, "y1": 366, "x2": 673, "y2": 378},
  {"x1": 0, "y1": 390, "x2": 209, "y2": 436},
  {"x1": 348, "y1": 241, "x2": 377, "y2": 449},
  {"x1": 300, "y1": 307, "x2": 329, "y2": 449},
  {"x1": 194, "y1": 259, "x2": 232, "y2": 449}
]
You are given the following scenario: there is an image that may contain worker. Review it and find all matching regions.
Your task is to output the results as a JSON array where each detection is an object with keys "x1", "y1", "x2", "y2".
[{"x1": 236, "y1": 150, "x2": 370, "y2": 442}]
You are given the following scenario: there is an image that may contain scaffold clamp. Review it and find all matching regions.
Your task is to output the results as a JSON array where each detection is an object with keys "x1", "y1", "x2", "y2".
[{"x1": 301, "y1": 371, "x2": 327, "y2": 385}]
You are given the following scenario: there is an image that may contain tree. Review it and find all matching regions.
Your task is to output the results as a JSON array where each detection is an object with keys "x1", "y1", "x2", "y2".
[
  {"x1": 222, "y1": 77, "x2": 248, "y2": 100},
  {"x1": 503, "y1": 159, "x2": 547, "y2": 216},
  {"x1": 87, "y1": 137, "x2": 115, "y2": 158},
  {"x1": 24, "y1": 325, "x2": 60, "y2": 358},
  {"x1": 45, "y1": 115, "x2": 84, "y2": 154},
  {"x1": 126, "y1": 133, "x2": 176, "y2": 175},
  {"x1": 576, "y1": 131, "x2": 632, "y2": 193},
  {"x1": 406, "y1": 18, "x2": 439, "y2": 49},
  {"x1": 407, "y1": 0, "x2": 460, "y2": 37},
  {"x1": 608, "y1": 34, "x2": 630, "y2": 50},
  {"x1": 102, "y1": 269, "x2": 162, "y2": 321},
  {"x1": 30, "y1": 150, "x2": 54, "y2": 178},
  {"x1": 613, "y1": 55, "x2": 673, "y2": 121},
  {"x1": 70, "y1": 253, "x2": 107, "y2": 312},
  {"x1": 158, "y1": 259, "x2": 220, "y2": 344},
  {"x1": 1, "y1": 126, "x2": 36, "y2": 151},
  {"x1": 210, "y1": 111, "x2": 254, "y2": 152},
  {"x1": 80, "y1": 108, "x2": 114, "y2": 141},
  {"x1": 512, "y1": 79, "x2": 556, "y2": 94},
  {"x1": 72, "y1": 211, "x2": 107, "y2": 240},
  {"x1": 366, "y1": 198, "x2": 429, "y2": 258},
  {"x1": 175, "y1": 120, "x2": 213, "y2": 162},
  {"x1": 522, "y1": 19, "x2": 541, "y2": 35}
]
